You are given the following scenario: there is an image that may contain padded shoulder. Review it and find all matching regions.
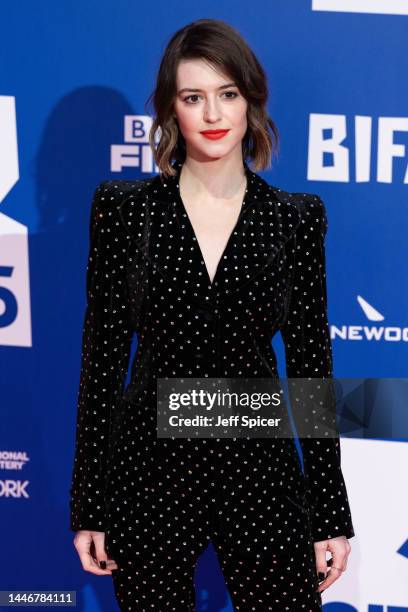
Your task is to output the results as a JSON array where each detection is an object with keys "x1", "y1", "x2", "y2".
[
  {"x1": 100, "y1": 177, "x2": 154, "y2": 204},
  {"x1": 87, "y1": 178, "x2": 153, "y2": 234},
  {"x1": 270, "y1": 185, "x2": 327, "y2": 237}
]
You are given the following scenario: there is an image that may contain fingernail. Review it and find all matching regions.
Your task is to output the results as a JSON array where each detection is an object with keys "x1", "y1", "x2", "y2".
[
  {"x1": 99, "y1": 560, "x2": 107, "y2": 569},
  {"x1": 318, "y1": 571, "x2": 326, "y2": 581}
]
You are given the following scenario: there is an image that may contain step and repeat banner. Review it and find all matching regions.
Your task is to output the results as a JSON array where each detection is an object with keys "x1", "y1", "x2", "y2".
[{"x1": 1, "y1": 1, "x2": 407, "y2": 610}]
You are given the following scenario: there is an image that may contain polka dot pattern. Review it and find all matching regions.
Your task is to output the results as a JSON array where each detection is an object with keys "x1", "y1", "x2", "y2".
[{"x1": 69, "y1": 159, "x2": 354, "y2": 609}]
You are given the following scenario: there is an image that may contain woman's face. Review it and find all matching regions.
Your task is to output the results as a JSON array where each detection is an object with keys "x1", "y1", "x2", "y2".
[{"x1": 173, "y1": 58, "x2": 248, "y2": 162}]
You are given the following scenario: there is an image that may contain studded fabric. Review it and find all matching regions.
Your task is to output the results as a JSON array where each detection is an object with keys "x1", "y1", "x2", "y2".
[{"x1": 69, "y1": 159, "x2": 354, "y2": 610}]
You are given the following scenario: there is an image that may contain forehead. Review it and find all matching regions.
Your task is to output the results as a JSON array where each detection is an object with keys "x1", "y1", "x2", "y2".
[{"x1": 176, "y1": 58, "x2": 233, "y2": 88}]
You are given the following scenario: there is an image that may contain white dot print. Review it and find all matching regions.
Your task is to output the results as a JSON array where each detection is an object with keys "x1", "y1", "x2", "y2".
[{"x1": 70, "y1": 159, "x2": 354, "y2": 610}]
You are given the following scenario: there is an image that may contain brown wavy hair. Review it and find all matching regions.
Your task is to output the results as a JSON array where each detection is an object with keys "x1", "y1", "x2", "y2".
[{"x1": 145, "y1": 18, "x2": 280, "y2": 177}]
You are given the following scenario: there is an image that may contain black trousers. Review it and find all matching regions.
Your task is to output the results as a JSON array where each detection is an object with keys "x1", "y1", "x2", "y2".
[
  {"x1": 109, "y1": 437, "x2": 322, "y2": 610},
  {"x1": 111, "y1": 540, "x2": 322, "y2": 611}
]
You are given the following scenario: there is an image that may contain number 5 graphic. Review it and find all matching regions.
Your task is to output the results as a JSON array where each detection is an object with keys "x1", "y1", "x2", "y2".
[{"x1": 0, "y1": 95, "x2": 32, "y2": 346}]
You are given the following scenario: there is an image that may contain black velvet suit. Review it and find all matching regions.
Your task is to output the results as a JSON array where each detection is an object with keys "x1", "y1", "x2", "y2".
[{"x1": 69, "y1": 159, "x2": 354, "y2": 611}]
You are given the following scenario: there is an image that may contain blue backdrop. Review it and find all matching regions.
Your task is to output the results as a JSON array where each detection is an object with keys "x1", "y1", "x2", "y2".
[{"x1": 1, "y1": 1, "x2": 407, "y2": 610}]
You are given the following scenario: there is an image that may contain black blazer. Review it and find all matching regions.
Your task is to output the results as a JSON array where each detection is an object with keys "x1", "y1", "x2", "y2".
[{"x1": 69, "y1": 159, "x2": 355, "y2": 560}]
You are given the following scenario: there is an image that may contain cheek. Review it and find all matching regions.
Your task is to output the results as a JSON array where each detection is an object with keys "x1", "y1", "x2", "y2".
[
  {"x1": 229, "y1": 102, "x2": 248, "y2": 131},
  {"x1": 174, "y1": 105, "x2": 199, "y2": 135}
]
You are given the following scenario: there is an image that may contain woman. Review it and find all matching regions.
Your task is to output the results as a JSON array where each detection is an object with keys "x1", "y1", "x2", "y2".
[{"x1": 70, "y1": 18, "x2": 354, "y2": 611}]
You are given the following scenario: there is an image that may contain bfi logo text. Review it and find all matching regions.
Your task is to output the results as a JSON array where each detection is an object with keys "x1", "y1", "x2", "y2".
[
  {"x1": 308, "y1": 114, "x2": 408, "y2": 183},
  {"x1": 111, "y1": 115, "x2": 160, "y2": 174}
]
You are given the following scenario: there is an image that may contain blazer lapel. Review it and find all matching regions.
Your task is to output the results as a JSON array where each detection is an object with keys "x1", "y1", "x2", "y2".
[
  {"x1": 118, "y1": 160, "x2": 301, "y2": 304},
  {"x1": 210, "y1": 167, "x2": 301, "y2": 295}
]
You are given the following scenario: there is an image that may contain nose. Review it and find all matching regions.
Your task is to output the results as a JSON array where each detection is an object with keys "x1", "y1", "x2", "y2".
[{"x1": 203, "y1": 96, "x2": 222, "y2": 123}]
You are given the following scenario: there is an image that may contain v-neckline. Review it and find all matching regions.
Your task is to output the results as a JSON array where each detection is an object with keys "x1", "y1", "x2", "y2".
[{"x1": 176, "y1": 169, "x2": 249, "y2": 289}]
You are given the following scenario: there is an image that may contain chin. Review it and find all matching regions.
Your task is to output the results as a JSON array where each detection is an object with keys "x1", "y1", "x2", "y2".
[{"x1": 193, "y1": 144, "x2": 239, "y2": 161}]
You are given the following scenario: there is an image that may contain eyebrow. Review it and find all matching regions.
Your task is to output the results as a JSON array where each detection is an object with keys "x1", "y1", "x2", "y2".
[{"x1": 177, "y1": 82, "x2": 238, "y2": 95}]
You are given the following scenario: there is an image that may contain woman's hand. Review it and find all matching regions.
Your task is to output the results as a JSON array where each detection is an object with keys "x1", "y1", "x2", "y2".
[
  {"x1": 314, "y1": 535, "x2": 351, "y2": 593},
  {"x1": 73, "y1": 530, "x2": 119, "y2": 575}
]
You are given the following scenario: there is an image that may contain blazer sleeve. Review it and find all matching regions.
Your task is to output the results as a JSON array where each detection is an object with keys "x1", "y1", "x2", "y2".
[
  {"x1": 69, "y1": 181, "x2": 134, "y2": 532},
  {"x1": 280, "y1": 194, "x2": 355, "y2": 542}
]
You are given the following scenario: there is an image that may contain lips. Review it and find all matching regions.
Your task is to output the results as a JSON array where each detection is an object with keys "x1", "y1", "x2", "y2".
[{"x1": 200, "y1": 129, "x2": 230, "y2": 140}]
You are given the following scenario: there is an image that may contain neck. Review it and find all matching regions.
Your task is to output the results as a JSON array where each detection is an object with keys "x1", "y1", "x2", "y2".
[{"x1": 179, "y1": 155, "x2": 247, "y2": 201}]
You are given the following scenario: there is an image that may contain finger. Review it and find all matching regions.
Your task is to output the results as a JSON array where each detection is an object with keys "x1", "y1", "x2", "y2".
[
  {"x1": 92, "y1": 532, "x2": 119, "y2": 571},
  {"x1": 331, "y1": 542, "x2": 348, "y2": 573},
  {"x1": 341, "y1": 548, "x2": 350, "y2": 571},
  {"x1": 106, "y1": 559, "x2": 119, "y2": 570},
  {"x1": 78, "y1": 549, "x2": 114, "y2": 575},
  {"x1": 317, "y1": 542, "x2": 348, "y2": 592},
  {"x1": 314, "y1": 542, "x2": 328, "y2": 582},
  {"x1": 91, "y1": 534, "x2": 119, "y2": 571},
  {"x1": 74, "y1": 534, "x2": 113, "y2": 575},
  {"x1": 316, "y1": 565, "x2": 343, "y2": 592},
  {"x1": 99, "y1": 558, "x2": 119, "y2": 571},
  {"x1": 92, "y1": 532, "x2": 110, "y2": 569}
]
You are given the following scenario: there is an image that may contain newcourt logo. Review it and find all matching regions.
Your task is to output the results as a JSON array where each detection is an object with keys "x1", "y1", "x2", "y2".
[{"x1": 331, "y1": 295, "x2": 408, "y2": 342}]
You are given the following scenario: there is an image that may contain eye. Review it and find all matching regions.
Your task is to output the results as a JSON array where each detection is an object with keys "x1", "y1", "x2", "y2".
[
  {"x1": 183, "y1": 94, "x2": 201, "y2": 104},
  {"x1": 182, "y1": 91, "x2": 239, "y2": 104},
  {"x1": 222, "y1": 91, "x2": 239, "y2": 99}
]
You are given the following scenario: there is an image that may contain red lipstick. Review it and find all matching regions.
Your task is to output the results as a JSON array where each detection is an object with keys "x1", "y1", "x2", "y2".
[{"x1": 200, "y1": 129, "x2": 230, "y2": 140}]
